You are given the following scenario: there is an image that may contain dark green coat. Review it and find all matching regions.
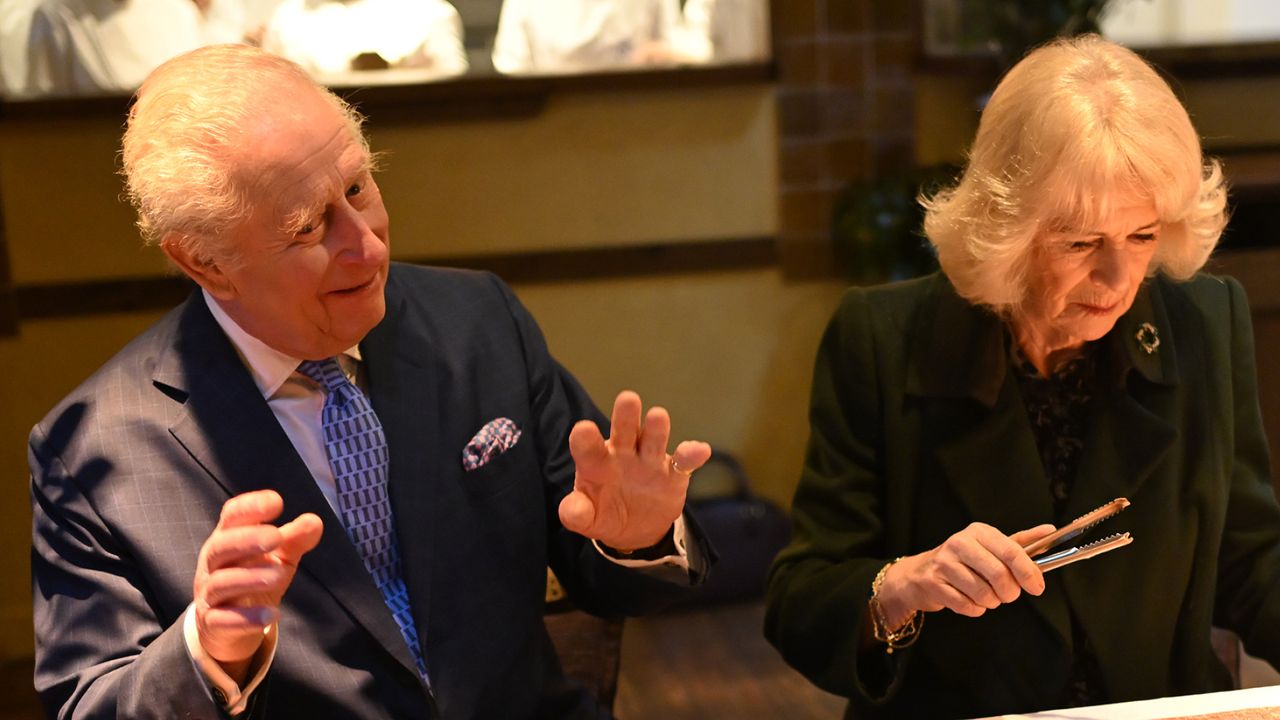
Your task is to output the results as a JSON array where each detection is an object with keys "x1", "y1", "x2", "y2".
[{"x1": 765, "y1": 272, "x2": 1280, "y2": 719}]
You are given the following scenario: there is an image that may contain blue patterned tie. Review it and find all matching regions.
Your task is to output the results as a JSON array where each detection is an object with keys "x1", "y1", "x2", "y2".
[{"x1": 297, "y1": 358, "x2": 427, "y2": 680}]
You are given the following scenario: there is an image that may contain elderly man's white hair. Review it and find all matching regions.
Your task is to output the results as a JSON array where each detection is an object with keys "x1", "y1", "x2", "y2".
[
  {"x1": 121, "y1": 44, "x2": 371, "y2": 266},
  {"x1": 922, "y1": 34, "x2": 1228, "y2": 315}
]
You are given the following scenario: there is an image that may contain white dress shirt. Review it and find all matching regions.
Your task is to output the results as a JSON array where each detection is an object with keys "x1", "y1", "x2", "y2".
[{"x1": 491, "y1": 0, "x2": 680, "y2": 75}]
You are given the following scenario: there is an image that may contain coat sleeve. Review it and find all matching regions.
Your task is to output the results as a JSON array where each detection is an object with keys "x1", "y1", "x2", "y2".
[
  {"x1": 1212, "y1": 277, "x2": 1280, "y2": 663},
  {"x1": 29, "y1": 422, "x2": 248, "y2": 720},
  {"x1": 486, "y1": 274, "x2": 712, "y2": 618},
  {"x1": 763, "y1": 287, "x2": 911, "y2": 703}
]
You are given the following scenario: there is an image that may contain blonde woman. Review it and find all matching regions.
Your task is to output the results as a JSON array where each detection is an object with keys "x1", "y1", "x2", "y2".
[{"x1": 766, "y1": 35, "x2": 1276, "y2": 719}]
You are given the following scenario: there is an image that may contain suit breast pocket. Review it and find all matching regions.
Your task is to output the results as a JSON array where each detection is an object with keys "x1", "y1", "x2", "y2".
[{"x1": 457, "y1": 434, "x2": 540, "y2": 501}]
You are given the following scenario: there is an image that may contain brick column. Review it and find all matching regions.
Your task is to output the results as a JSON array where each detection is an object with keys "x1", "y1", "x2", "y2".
[{"x1": 772, "y1": 0, "x2": 918, "y2": 277}]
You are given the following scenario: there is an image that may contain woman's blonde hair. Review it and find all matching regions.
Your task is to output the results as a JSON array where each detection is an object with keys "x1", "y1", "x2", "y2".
[
  {"x1": 121, "y1": 44, "x2": 370, "y2": 265},
  {"x1": 921, "y1": 34, "x2": 1227, "y2": 314}
]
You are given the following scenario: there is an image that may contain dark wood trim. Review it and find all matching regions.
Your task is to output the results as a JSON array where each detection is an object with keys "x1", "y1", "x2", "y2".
[
  {"x1": 1218, "y1": 148, "x2": 1280, "y2": 198},
  {"x1": 0, "y1": 63, "x2": 775, "y2": 123},
  {"x1": 12, "y1": 237, "x2": 779, "y2": 321},
  {"x1": 1140, "y1": 41, "x2": 1280, "y2": 79},
  {"x1": 15, "y1": 274, "x2": 196, "y2": 321},
  {"x1": 0, "y1": 93, "x2": 133, "y2": 121},
  {"x1": 416, "y1": 236, "x2": 779, "y2": 284}
]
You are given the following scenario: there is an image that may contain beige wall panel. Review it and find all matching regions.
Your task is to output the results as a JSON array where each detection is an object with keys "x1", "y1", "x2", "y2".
[
  {"x1": 1, "y1": 84, "x2": 776, "y2": 284},
  {"x1": 372, "y1": 86, "x2": 778, "y2": 257},
  {"x1": 0, "y1": 117, "x2": 162, "y2": 285}
]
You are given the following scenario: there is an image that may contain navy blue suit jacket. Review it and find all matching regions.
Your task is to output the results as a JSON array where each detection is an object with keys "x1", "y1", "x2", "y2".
[{"x1": 30, "y1": 263, "x2": 707, "y2": 719}]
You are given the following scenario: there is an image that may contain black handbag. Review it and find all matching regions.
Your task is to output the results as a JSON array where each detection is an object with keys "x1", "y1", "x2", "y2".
[{"x1": 684, "y1": 451, "x2": 792, "y2": 606}]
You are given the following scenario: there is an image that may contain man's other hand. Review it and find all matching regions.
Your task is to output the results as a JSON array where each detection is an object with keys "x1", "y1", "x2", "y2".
[{"x1": 193, "y1": 490, "x2": 323, "y2": 681}]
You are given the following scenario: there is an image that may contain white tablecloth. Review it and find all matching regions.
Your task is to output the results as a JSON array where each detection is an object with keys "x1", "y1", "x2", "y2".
[{"x1": 974, "y1": 684, "x2": 1280, "y2": 719}]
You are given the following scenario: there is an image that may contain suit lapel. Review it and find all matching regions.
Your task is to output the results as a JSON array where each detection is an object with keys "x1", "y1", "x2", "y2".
[
  {"x1": 156, "y1": 292, "x2": 423, "y2": 680},
  {"x1": 361, "y1": 273, "x2": 442, "y2": 679}
]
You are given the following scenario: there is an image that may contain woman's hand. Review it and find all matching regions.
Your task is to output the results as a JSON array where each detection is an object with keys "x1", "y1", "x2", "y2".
[{"x1": 875, "y1": 523, "x2": 1056, "y2": 627}]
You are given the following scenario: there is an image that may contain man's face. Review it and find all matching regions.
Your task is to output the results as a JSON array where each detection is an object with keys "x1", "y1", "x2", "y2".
[{"x1": 205, "y1": 84, "x2": 391, "y2": 360}]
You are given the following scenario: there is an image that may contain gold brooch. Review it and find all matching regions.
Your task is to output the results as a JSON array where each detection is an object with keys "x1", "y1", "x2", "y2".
[{"x1": 1135, "y1": 322, "x2": 1160, "y2": 354}]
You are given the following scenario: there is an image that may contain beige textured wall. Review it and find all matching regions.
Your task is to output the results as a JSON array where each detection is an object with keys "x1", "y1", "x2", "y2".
[{"x1": 0, "y1": 83, "x2": 852, "y2": 660}]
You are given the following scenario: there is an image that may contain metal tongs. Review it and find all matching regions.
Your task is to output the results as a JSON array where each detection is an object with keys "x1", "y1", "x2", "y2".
[{"x1": 1021, "y1": 498, "x2": 1134, "y2": 572}]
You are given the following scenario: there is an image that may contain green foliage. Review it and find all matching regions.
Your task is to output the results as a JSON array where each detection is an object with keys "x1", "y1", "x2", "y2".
[
  {"x1": 832, "y1": 166, "x2": 957, "y2": 285},
  {"x1": 953, "y1": 0, "x2": 1116, "y2": 68}
]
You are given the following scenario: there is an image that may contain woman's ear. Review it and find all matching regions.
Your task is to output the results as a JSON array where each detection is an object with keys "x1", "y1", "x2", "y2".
[{"x1": 160, "y1": 233, "x2": 236, "y2": 300}]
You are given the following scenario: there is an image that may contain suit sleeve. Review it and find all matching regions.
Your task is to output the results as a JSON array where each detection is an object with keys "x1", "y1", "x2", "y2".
[
  {"x1": 29, "y1": 425, "x2": 248, "y2": 720},
  {"x1": 486, "y1": 274, "x2": 712, "y2": 617},
  {"x1": 763, "y1": 288, "x2": 909, "y2": 703},
  {"x1": 1212, "y1": 277, "x2": 1280, "y2": 663}
]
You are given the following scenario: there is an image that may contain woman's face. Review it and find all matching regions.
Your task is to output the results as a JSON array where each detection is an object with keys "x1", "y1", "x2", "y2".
[{"x1": 1018, "y1": 200, "x2": 1160, "y2": 349}]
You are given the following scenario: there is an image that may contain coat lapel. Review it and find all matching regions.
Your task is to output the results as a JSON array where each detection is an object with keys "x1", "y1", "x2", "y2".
[
  {"x1": 361, "y1": 274, "x2": 442, "y2": 680},
  {"x1": 1057, "y1": 282, "x2": 1179, "y2": 688},
  {"x1": 1061, "y1": 282, "x2": 1179, "y2": 522},
  {"x1": 909, "y1": 276, "x2": 1058, "y2": 533},
  {"x1": 155, "y1": 292, "x2": 423, "y2": 680},
  {"x1": 907, "y1": 277, "x2": 1070, "y2": 643}
]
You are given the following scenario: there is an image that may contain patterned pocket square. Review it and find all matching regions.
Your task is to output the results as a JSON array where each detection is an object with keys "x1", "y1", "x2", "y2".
[{"x1": 462, "y1": 417, "x2": 523, "y2": 471}]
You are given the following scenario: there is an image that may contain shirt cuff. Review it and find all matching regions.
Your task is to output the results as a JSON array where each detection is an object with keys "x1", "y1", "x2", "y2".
[
  {"x1": 183, "y1": 603, "x2": 277, "y2": 716},
  {"x1": 592, "y1": 514, "x2": 697, "y2": 576}
]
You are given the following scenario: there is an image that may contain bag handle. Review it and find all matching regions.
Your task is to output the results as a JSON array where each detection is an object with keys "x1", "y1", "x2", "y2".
[{"x1": 690, "y1": 450, "x2": 753, "y2": 501}]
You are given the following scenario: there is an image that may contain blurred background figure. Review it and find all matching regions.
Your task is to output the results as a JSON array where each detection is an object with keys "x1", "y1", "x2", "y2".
[
  {"x1": 19, "y1": 0, "x2": 246, "y2": 98},
  {"x1": 0, "y1": 0, "x2": 41, "y2": 96},
  {"x1": 671, "y1": 0, "x2": 769, "y2": 64},
  {"x1": 491, "y1": 0, "x2": 680, "y2": 75},
  {"x1": 262, "y1": 0, "x2": 467, "y2": 79}
]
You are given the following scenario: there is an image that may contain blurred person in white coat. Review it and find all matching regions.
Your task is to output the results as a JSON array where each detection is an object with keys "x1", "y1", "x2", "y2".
[
  {"x1": 263, "y1": 0, "x2": 467, "y2": 79},
  {"x1": 491, "y1": 0, "x2": 681, "y2": 75},
  {"x1": 672, "y1": 0, "x2": 769, "y2": 64},
  {"x1": 21, "y1": 0, "x2": 246, "y2": 97}
]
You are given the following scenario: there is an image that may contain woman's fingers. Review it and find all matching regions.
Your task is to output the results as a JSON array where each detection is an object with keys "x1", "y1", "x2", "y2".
[{"x1": 912, "y1": 522, "x2": 1050, "y2": 618}]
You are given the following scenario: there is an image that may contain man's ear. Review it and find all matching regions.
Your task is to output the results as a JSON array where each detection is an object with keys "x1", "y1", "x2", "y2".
[{"x1": 160, "y1": 233, "x2": 236, "y2": 300}]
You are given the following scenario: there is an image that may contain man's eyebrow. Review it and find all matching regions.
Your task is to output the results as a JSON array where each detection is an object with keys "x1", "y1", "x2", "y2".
[
  {"x1": 347, "y1": 153, "x2": 376, "y2": 181},
  {"x1": 276, "y1": 151, "x2": 374, "y2": 234}
]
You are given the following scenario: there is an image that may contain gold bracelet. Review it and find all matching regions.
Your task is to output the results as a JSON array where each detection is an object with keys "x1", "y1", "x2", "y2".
[{"x1": 868, "y1": 557, "x2": 923, "y2": 654}]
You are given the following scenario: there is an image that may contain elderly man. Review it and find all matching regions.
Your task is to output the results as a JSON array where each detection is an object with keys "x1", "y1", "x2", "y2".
[{"x1": 29, "y1": 44, "x2": 712, "y2": 719}]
